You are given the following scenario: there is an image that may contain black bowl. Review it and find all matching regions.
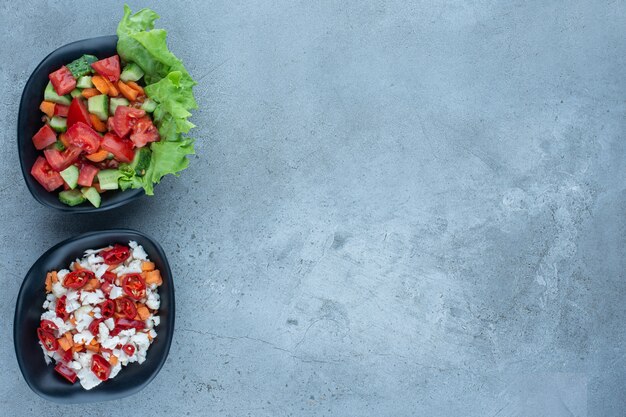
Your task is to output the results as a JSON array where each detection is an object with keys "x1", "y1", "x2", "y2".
[
  {"x1": 18, "y1": 35, "x2": 144, "y2": 212},
  {"x1": 14, "y1": 229, "x2": 175, "y2": 403}
]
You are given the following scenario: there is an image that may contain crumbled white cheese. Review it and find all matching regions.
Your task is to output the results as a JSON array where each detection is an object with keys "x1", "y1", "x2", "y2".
[
  {"x1": 80, "y1": 290, "x2": 105, "y2": 306},
  {"x1": 109, "y1": 285, "x2": 124, "y2": 299},
  {"x1": 51, "y1": 282, "x2": 67, "y2": 298},
  {"x1": 104, "y1": 318, "x2": 115, "y2": 330}
]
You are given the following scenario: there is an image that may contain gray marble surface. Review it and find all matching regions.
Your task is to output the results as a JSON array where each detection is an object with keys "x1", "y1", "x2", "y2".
[{"x1": 1, "y1": 1, "x2": 625, "y2": 416}]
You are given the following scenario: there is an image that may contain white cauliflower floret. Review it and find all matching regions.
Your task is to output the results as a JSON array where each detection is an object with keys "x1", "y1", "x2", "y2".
[
  {"x1": 77, "y1": 367, "x2": 102, "y2": 390},
  {"x1": 98, "y1": 322, "x2": 110, "y2": 342},
  {"x1": 146, "y1": 292, "x2": 160, "y2": 310},
  {"x1": 57, "y1": 269, "x2": 69, "y2": 284},
  {"x1": 101, "y1": 336, "x2": 121, "y2": 350},
  {"x1": 109, "y1": 285, "x2": 124, "y2": 299},
  {"x1": 65, "y1": 298, "x2": 81, "y2": 314},
  {"x1": 130, "y1": 243, "x2": 148, "y2": 261},
  {"x1": 51, "y1": 282, "x2": 67, "y2": 298},
  {"x1": 87, "y1": 254, "x2": 104, "y2": 265},
  {"x1": 66, "y1": 290, "x2": 80, "y2": 302},
  {"x1": 73, "y1": 330, "x2": 95, "y2": 345},
  {"x1": 95, "y1": 264, "x2": 109, "y2": 278},
  {"x1": 104, "y1": 318, "x2": 115, "y2": 330},
  {"x1": 80, "y1": 290, "x2": 105, "y2": 306}
]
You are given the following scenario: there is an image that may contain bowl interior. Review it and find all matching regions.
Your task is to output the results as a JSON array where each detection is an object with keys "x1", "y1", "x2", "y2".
[
  {"x1": 18, "y1": 36, "x2": 143, "y2": 212},
  {"x1": 14, "y1": 229, "x2": 174, "y2": 403}
]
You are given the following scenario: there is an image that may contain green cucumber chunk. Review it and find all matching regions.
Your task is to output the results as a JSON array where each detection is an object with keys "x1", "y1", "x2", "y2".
[
  {"x1": 67, "y1": 54, "x2": 98, "y2": 78},
  {"x1": 140, "y1": 98, "x2": 157, "y2": 113},
  {"x1": 58, "y1": 189, "x2": 85, "y2": 206},
  {"x1": 110, "y1": 97, "x2": 130, "y2": 115},
  {"x1": 81, "y1": 187, "x2": 101, "y2": 208},
  {"x1": 129, "y1": 147, "x2": 152, "y2": 176},
  {"x1": 49, "y1": 116, "x2": 67, "y2": 133},
  {"x1": 97, "y1": 169, "x2": 122, "y2": 190},
  {"x1": 88, "y1": 94, "x2": 109, "y2": 121},
  {"x1": 44, "y1": 82, "x2": 71, "y2": 105},
  {"x1": 53, "y1": 140, "x2": 66, "y2": 151},
  {"x1": 76, "y1": 76, "x2": 93, "y2": 89},
  {"x1": 70, "y1": 88, "x2": 83, "y2": 98},
  {"x1": 59, "y1": 165, "x2": 79, "y2": 189},
  {"x1": 120, "y1": 63, "x2": 144, "y2": 82}
]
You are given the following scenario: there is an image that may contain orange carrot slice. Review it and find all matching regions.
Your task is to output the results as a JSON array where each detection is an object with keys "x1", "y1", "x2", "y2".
[
  {"x1": 91, "y1": 76, "x2": 109, "y2": 95},
  {"x1": 144, "y1": 270, "x2": 162, "y2": 286},
  {"x1": 40, "y1": 101, "x2": 55, "y2": 118},
  {"x1": 89, "y1": 114, "x2": 107, "y2": 132},
  {"x1": 103, "y1": 78, "x2": 119, "y2": 97},
  {"x1": 141, "y1": 261, "x2": 155, "y2": 272},
  {"x1": 81, "y1": 88, "x2": 100, "y2": 99},
  {"x1": 126, "y1": 81, "x2": 145, "y2": 95},
  {"x1": 117, "y1": 80, "x2": 139, "y2": 101},
  {"x1": 85, "y1": 149, "x2": 109, "y2": 162}
]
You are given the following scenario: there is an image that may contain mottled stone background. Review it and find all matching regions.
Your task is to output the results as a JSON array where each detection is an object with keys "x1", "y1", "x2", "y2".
[{"x1": 1, "y1": 1, "x2": 625, "y2": 416}]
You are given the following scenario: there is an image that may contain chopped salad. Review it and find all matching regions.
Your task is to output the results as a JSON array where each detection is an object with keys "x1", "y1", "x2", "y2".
[
  {"x1": 30, "y1": 6, "x2": 197, "y2": 207},
  {"x1": 37, "y1": 241, "x2": 163, "y2": 390}
]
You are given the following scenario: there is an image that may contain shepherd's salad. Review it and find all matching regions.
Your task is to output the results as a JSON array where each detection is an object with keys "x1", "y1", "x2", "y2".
[
  {"x1": 37, "y1": 241, "x2": 163, "y2": 390},
  {"x1": 30, "y1": 6, "x2": 197, "y2": 207}
]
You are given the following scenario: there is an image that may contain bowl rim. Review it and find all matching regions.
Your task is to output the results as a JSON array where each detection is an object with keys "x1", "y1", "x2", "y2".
[
  {"x1": 13, "y1": 229, "x2": 175, "y2": 403},
  {"x1": 18, "y1": 35, "x2": 144, "y2": 213}
]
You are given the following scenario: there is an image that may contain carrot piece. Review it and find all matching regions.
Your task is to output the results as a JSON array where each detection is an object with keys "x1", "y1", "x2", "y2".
[
  {"x1": 85, "y1": 149, "x2": 109, "y2": 162},
  {"x1": 59, "y1": 133, "x2": 70, "y2": 148},
  {"x1": 145, "y1": 270, "x2": 162, "y2": 286},
  {"x1": 137, "y1": 305, "x2": 150, "y2": 321},
  {"x1": 72, "y1": 261, "x2": 83, "y2": 270},
  {"x1": 58, "y1": 337, "x2": 71, "y2": 351},
  {"x1": 40, "y1": 101, "x2": 56, "y2": 118},
  {"x1": 104, "y1": 78, "x2": 119, "y2": 97},
  {"x1": 117, "y1": 80, "x2": 138, "y2": 101},
  {"x1": 45, "y1": 273, "x2": 52, "y2": 293},
  {"x1": 64, "y1": 332, "x2": 74, "y2": 347},
  {"x1": 81, "y1": 88, "x2": 100, "y2": 99},
  {"x1": 141, "y1": 261, "x2": 155, "y2": 272},
  {"x1": 91, "y1": 76, "x2": 109, "y2": 95},
  {"x1": 83, "y1": 278, "x2": 101, "y2": 291},
  {"x1": 126, "y1": 81, "x2": 145, "y2": 95},
  {"x1": 109, "y1": 355, "x2": 119, "y2": 366},
  {"x1": 107, "y1": 264, "x2": 118, "y2": 272},
  {"x1": 51, "y1": 271, "x2": 58, "y2": 283},
  {"x1": 89, "y1": 113, "x2": 107, "y2": 132},
  {"x1": 89, "y1": 338, "x2": 98, "y2": 346},
  {"x1": 85, "y1": 343, "x2": 100, "y2": 353},
  {"x1": 72, "y1": 344, "x2": 83, "y2": 353},
  {"x1": 70, "y1": 317, "x2": 77, "y2": 326}
]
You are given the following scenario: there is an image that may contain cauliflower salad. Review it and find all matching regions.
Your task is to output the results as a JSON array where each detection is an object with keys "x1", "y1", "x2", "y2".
[{"x1": 37, "y1": 241, "x2": 162, "y2": 389}]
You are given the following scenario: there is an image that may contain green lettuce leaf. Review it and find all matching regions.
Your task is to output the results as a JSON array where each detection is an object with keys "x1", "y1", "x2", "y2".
[{"x1": 116, "y1": 5, "x2": 197, "y2": 195}]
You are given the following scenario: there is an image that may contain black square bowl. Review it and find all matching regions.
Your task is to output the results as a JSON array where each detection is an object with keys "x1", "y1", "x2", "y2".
[
  {"x1": 18, "y1": 35, "x2": 143, "y2": 212},
  {"x1": 14, "y1": 229, "x2": 175, "y2": 403}
]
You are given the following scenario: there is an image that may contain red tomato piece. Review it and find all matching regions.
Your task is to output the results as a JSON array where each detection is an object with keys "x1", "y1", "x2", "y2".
[
  {"x1": 43, "y1": 147, "x2": 82, "y2": 172},
  {"x1": 55, "y1": 362, "x2": 78, "y2": 383},
  {"x1": 100, "y1": 299, "x2": 115, "y2": 319},
  {"x1": 32, "y1": 124, "x2": 57, "y2": 150},
  {"x1": 54, "y1": 104, "x2": 69, "y2": 117},
  {"x1": 112, "y1": 106, "x2": 145, "y2": 138},
  {"x1": 122, "y1": 344, "x2": 135, "y2": 356},
  {"x1": 63, "y1": 270, "x2": 94, "y2": 289},
  {"x1": 101, "y1": 132, "x2": 135, "y2": 163},
  {"x1": 91, "y1": 354, "x2": 111, "y2": 381},
  {"x1": 49, "y1": 66, "x2": 76, "y2": 95},
  {"x1": 101, "y1": 244, "x2": 131, "y2": 265},
  {"x1": 40, "y1": 319, "x2": 58, "y2": 333},
  {"x1": 31, "y1": 156, "x2": 64, "y2": 191},
  {"x1": 67, "y1": 97, "x2": 92, "y2": 128},
  {"x1": 37, "y1": 328, "x2": 58, "y2": 351},
  {"x1": 66, "y1": 122, "x2": 101, "y2": 154},
  {"x1": 58, "y1": 347, "x2": 73, "y2": 362},
  {"x1": 91, "y1": 55, "x2": 121, "y2": 82},
  {"x1": 116, "y1": 297, "x2": 137, "y2": 319},
  {"x1": 130, "y1": 116, "x2": 160, "y2": 148},
  {"x1": 122, "y1": 273, "x2": 146, "y2": 300},
  {"x1": 77, "y1": 163, "x2": 99, "y2": 187}
]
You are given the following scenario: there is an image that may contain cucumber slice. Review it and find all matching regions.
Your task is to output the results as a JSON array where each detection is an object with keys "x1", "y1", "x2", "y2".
[
  {"x1": 129, "y1": 147, "x2": 152, "y2": 176},
  {"x1": 67, "y1": 54, "x2": 98, "y2": 78},
  {"x1": 70, "y1": 88, "x2": 83, "y2": 98},
  {"x1": 60, "y1": 165, "x2": 79, "y2": 189},
  {"x1": 120, "y1": 63, "x2": 144, "y2": 82},
  {"x1": 110, "y1": 97, "x2": 130, "y2": 115},
  {"x1": 97, "y1": 169, "x2": 122, "y2": 190},
  {"x1": 58, "y1": 189, "x2": 85, "y2": 206},
  {"x1": 141, "y1": 98, "x2": 157, "y2": 113},
  {"x1": 76, "y1": 76, "x2": 93, "y2": 89},
  {"x1": 81, "y1": 187, "x2": 101, "y2": 208},
  {"x1": 44, "y1": 82, "x2": 71, "y2": 105},
  {"x1": 88, "y1": 94, "x2": 109, "y2": 121},
  {"x1": 49, "y1": 116, "x2": 67, "y2": 133},
  {"x1": 53, "y1": 140, "x2": 66, "y2": 151}
]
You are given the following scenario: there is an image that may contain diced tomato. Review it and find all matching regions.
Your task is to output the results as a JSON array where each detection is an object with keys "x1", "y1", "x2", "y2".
[
  {"x1": 31, "y1": 156, "x2": 64, "y2": 191},
  {"x1": 54, "y1": 104, "x2": 69, "y2": 117},
  {"x1": 130, "y1": 116, "x2": 160, "y2": 148},
  {"x1": 66, "y1": 122, "x2": 100, "y2": 154},
  {"x1": 101, "y1": 132, "x2": 135, "y2": 163},
  {"x1": 67, "y1": 97, "x2": 92, "y2": 128},
  {"x1": 32, "y1": 124, "x2": 57, "y2": 150},
  {"x1": 112, "y1": 106, "x2": 145, "y2": 138},
  {"x1": 91, "y1": 55, "x2": 121, "y2": 82},
  {"x1": 43, "y1": 147, "x2": 82, "y2": 172},
  {"x1": 77, "y1": 163, "x2": 99, "y2": 187},
  {"x1": 106, "y1": 117, "x2": 115, "y2": 132},
  {"x1": 49, "y1": 66, "x2": 76, "y2": 95}
]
